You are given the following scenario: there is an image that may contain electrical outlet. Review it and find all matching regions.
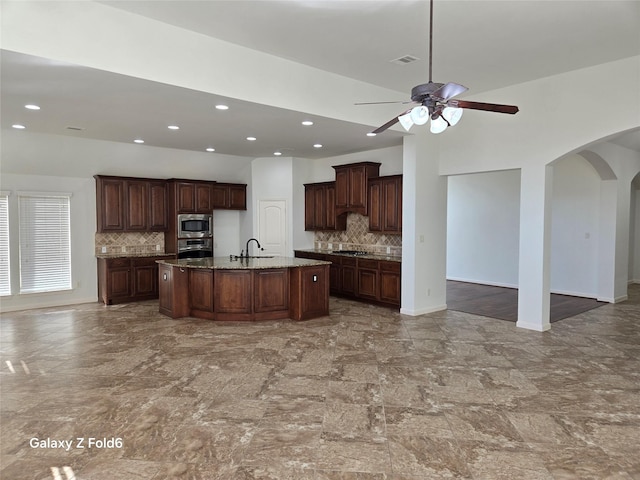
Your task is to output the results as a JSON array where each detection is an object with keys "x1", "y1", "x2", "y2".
[{"x1": 101, "y1": 246, "x2": 107, "y2": 253}]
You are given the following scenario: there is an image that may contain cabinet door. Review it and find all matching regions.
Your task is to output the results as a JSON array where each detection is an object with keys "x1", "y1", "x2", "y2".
[
  {"x1": 132, "y1": 264, "x2": 157, "y2": 297},
  {"x1": 368, "y1": 179, "x2": 383, "y2": 232},
  {"x1": 176, "y1": 182, "x2": 196, "y2": 213},
  {"x1": 329, "y1": 261, "x2": 342, "y2": 294},
  {"x1": 96, "y1": 177, "x2": 125, "y2": 231},
  {"x1": 195, "y1": 183, "x2": 212, "y2": 213},
  {"x1": 341, "y1": 264, "x2": 356, "y2": 295},
  {"x1": 379, "y1": 261, "x2": 401, "y2": 306},
  {"x1": 334, "y1": 168, "x2": 349, "y2": 210},
  {"x1": 214, "y1": 270, "x2": 252, "y2": 313},
  {"x1": 314, "y1": 185, "x2": 326, "y2": 230},
  {"x1": 148, "y1": 181, "x2": 168, "y2": 231},
  {"x1": 211, "y1": 184, "x2": 229, "y2": 209},
  {"x1": 108, "y1": 267, "x2": 131, "y2": 300},
  {"x1": 228, "y1": 184, "x2": 247, "y2": 210},
  {"x1": 254, "y1": 269, "x2": 289, "y2": 312},
  {"x1": 190, "y1": 269, "x2": 214, "y2": 312},
  {"x1": 357, "y1": 268, "x2": 378, "y2": 300},
  {"x1": 383, "y1": 177, "x2": 402, "y2": 233},
  {"x1": 304, "y1": 185, "x2": 316, "y2": 230},
  {"x1": 125, "y1": 180, "x2": 148, "y2": 231},
  {"x1": 349, "y1": 166, "x2": 368, "y2": 210}
]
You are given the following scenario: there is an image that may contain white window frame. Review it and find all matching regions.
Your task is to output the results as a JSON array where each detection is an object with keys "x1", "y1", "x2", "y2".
[{"x1": 18, "y1": 192, "x2": 72, "y2": 294}]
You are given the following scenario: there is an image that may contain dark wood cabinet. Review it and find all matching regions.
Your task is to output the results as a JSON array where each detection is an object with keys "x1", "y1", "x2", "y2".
[
  {"x1": 212, "y1": 183, "x2": 247, "y2": 210},
  {"x1": 295, "y1": 251, "x2": 401, "y2": 308},
  {"x1": 289, "y1": 264, "x2": 330, "y2": 321},
  {"x1": 189, "y1": 269, "x2": 214, "y2": 318},
  {"x1": 215, "y1": 270, "x2": 252, "y2": 316},
  {"x1": 95, "y1": 176, "x2": 168, "y2": 232},
  {"x1": 158, "y1": 263, "x2": 189, "y2": 318},
  {"x1": 98, "y1": 255, "x2": 173, "y2": 305},
  {"x1": 95, "y1": 176, "x2": 125, "y2": 232},
  {"x1": 379, "y1": 261, "x2": 401, "y2": 306},
  {"x1": 254, "y1": 269, "x2": 289, "y2": 313},
  {"x1": 304, "y1": 182, "x2": 346, "y2": 231},
  {"x1": 173, "y1": 181, "x2": 214, "y2": 214},
  {"x1": 368, "y1": 175, "x2": 402, "y2": 234},
  {"x1": 332, "y1": 162, "x2": 381, "y2": 216}
]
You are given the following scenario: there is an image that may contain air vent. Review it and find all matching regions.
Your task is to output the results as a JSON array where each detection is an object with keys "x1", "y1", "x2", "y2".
[
  {"x1": 390, "y1": 55, "x2": 419, "y2": 65},
  {"x1": 65, "y1": 126, "x2": 84, "y2": 131}
]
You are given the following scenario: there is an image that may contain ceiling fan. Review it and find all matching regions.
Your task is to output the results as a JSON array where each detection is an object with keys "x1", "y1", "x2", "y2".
[{"x1": 361, "y1": 0, "x2": 519, "y2": 135}]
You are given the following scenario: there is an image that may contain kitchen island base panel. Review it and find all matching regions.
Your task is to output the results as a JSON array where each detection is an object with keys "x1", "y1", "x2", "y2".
[{"x1": 158, "y1": 258, "x2": 329, "y2": 321}]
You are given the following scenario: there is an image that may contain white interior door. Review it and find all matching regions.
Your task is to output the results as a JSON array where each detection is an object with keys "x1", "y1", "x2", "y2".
[{"x1": 258, "y1": 200, "x2": 287, "y2": 256}]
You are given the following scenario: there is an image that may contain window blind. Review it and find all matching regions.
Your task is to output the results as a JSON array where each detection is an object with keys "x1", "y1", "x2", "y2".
[
  {"x1": 18, "y1": 193, "x2": 72, "y2": 294},
  {"x1": 0, "y1": 193, "x2": 10, "y2": 296}
]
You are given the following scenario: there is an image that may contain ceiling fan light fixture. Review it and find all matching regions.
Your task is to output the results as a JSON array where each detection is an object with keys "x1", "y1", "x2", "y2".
[
  {"x1": 442, "y1": 106, "x2": 463, "y2": 126},
  {"x1": 430, "y1": 115, "x2": 448, "y2": 134},
  {"x1": 410, "y1": 105, "x2": 429, "y2": 125},
  {"x1": 398, "y1": 112, "x2": 414, "y2": 131}
]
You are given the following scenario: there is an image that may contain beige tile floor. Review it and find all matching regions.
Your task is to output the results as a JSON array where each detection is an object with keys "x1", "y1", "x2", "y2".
[{"x1": 1, "y1": 285, "x2": 639, "y2": 479}]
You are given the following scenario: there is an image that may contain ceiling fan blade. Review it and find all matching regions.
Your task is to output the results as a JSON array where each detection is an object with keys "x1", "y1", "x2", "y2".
[
  {"x1": 372, "y1": 108, "x2": 413, "y2": 134},
  {"x1": 448, "y1": 99, "x2": 519, "y2": 114},
  {"x1": 355, "y1": 101, "x2": 406, "y2": 105},
  {"x1": 430, "y1": 82, "x2": 468, "y2": 101}
]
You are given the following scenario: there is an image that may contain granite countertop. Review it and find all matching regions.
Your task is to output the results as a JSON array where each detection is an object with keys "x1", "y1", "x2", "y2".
[
  {"x1": 157, "y1": 256, "x2": 331, "y2": 270},
  {"x1": 96, "y1": 252, "x2": 176, "y2": 259},
  {"x1": 295, "y1": 249, "x2": 402, "y2": 263}
]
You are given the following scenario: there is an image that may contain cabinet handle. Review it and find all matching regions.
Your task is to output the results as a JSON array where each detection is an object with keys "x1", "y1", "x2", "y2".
[{"x1": 179, "y1": 268, "x2": 185, "y2": 273}]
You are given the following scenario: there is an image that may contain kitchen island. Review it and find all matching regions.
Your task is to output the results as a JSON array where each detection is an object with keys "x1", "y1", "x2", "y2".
[{"x1": 157, "y1": 256, "x2": 331, "y2": 321}]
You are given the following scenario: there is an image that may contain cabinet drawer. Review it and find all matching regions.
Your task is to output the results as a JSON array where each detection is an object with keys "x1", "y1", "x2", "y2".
[
  {"x1": 379, "y1": 260, "x2": 401, "y2": 273},
  {"x1": 132, "y1": 257, "x2": 159, "y2": 267},
  {"x1": 340, "y1": 257, "x2": 357, "y2": 267},
  {"x1": 358, "y1": 259, "x2": 378, "y2": 270},
  {"x1": 106, "y1": 258, "x2": 130, "y2": 268}
]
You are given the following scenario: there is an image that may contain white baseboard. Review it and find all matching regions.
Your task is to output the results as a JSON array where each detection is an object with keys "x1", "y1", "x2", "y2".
[
  {"x1": 596, "y1": 295, "x2": 628, "y2": 303},
  {"x1": 400, "y1": 304, "x2": 447, "y2": 316},
  {"x1": 516, "y1": 320, "x2": 551, "y2": 332},
  {"x1": 0, "y1": 296, "x2": 99, "y2": 313}
]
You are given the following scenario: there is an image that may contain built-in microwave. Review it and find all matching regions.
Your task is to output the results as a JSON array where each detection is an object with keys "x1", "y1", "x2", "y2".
[{"x1": 177, "y1": 213, "x2": 212, "y2": 238}]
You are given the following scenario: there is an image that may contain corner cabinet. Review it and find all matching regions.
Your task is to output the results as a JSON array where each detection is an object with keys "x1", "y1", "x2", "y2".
[
  {"x1": 368, "y1": 175, "x2": 402, "y2": 234},
  {"x1": 332, "y1": 162, "x2": 381, "y2": 216},
  {"x1": 95, "y1": 175, "x2": 168, "y2": 232},
  {"x1": 304, "y1": 182, "x2": 346, "y2": 231}
]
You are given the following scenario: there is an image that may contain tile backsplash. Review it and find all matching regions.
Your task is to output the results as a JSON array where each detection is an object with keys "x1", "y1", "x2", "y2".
[
  {"x1": 95, "y1": 232, "x2": 165, "y2": 255},
  {"x1": 314, "y1": 213, "x2": 402, "y2": 257}
]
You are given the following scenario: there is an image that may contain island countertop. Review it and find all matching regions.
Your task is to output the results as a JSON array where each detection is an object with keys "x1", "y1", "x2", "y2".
[{"x1": 157, "y1": 256, "x2": 330, "y2": 270}]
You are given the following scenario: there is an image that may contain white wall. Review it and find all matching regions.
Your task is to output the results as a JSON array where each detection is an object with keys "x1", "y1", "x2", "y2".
[
  {"x1": 0, "y1": 173, "x2": 97, "y2": 312},
  {"x1": 446, "y1": 157, "x2": 605, "y2": 298},
  {"x1": 632, "y1": 185, "x2": 640, "y2": 283},
  {"x1": 550, "y1": 155, "x2": 600, "y2": 296},
  {"x1": 446, "y1": 170, "x2": 521, "y2": 287}
]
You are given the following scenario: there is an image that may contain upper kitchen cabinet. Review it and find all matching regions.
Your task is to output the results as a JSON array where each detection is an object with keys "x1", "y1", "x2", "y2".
[
  {"x1": 171, "y1": 180, "x2": 216, "y2": 214},
  {"x1": 333, "y1": 162, "x2": 381, "y2": 216},
  {"x1": 368, "y1": 175, "x2": 402, "y2": 234},
  {"x1": 304, "y1": 182, "x2": 346, "y2": 231},
  {"x1": 95, "y1": 175, "x2": 168, "y2": 232},
  {"x1": 212, "y1": 183, "x2": 247, "y2": 210}
]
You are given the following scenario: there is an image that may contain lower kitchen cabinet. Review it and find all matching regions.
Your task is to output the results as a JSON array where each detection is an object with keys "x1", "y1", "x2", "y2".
[
  {"x1": 294, "y1": 251, "x2": 401, "y2": 308},
  {"x1": 98, "y1": 255, "x2": 174, "y2": 305}
]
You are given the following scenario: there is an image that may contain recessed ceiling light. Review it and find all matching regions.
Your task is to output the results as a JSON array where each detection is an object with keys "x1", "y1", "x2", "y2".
[
  {"x1": 134, "y1": 139, "x2": 144, "y2": 144},
  {"x1": 313, "y1": 144, "x2": 323, "y2": 148},
  {"x1": 274, "y1": 151, "x2": 282, "y2": 156},
  {"x1": 215, "y1": 105, "x2": 229, "y2": 110},
  {"x1": 366, "y1": 132, "x2": 377, "y2": 137},
  {"x1": 12, "y1": 124, "x2": 26, "y2": 129},
  {"x1": 246, "y1": 136, "x2": 257, "y2": 141},
  {"x1": 168, "y1": 125, "x2": 180, "y2": 130},
  {"x1": 25, "y1": 104, "x2": 40, "y2": 110},
  {"x1": 206, "y1": 147, "x2": 215, "y2": 152},
  {"x1": 301, "y1": 120, "x2": 314, "y2": 126}
]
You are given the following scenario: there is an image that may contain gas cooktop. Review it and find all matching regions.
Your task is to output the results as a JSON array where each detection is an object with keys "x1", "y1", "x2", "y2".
[{"x1": 331, "y1": 250, "x2": 368, "y2": 256}]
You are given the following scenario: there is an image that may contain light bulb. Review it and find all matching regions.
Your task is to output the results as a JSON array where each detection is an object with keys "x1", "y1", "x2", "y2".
[
  {"x1": 398, "y1": 113, "x2": 414, "y2": 131},
  {"x1": 430, "y1": 115, "x2": 448, "y2": 134},
  {"x1": 410, "y1": 106, "x2": 429, "y2": 125},
  {"x1": 442, "y1": 107, "x2": 463, "y2": 126}
]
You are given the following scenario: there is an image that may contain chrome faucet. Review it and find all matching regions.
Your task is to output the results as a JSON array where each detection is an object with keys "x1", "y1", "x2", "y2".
[{"x1": 245, "y1": 238, "x2": 262, "y2": 257}]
